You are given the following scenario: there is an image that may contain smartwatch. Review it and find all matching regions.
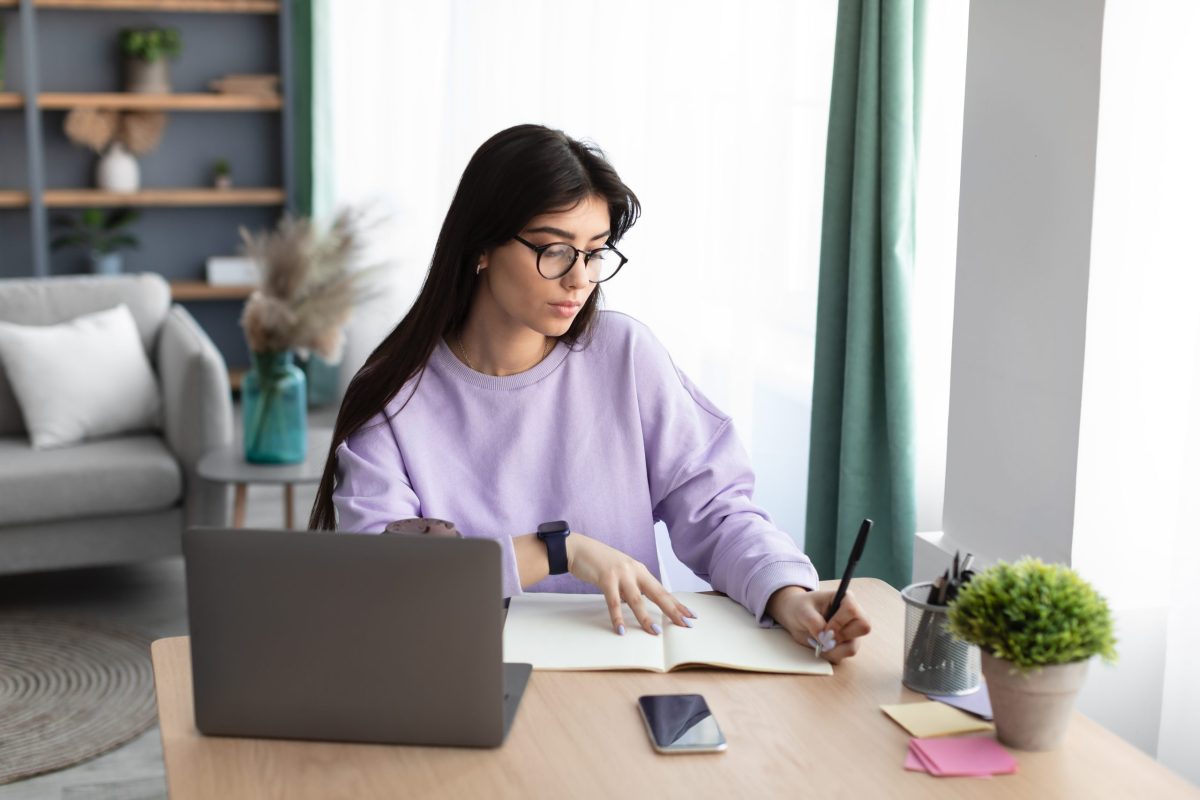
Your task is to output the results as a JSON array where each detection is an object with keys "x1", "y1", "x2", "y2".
[{"x1": 536, "y1": 520, "x2": 571, "y2": 575}]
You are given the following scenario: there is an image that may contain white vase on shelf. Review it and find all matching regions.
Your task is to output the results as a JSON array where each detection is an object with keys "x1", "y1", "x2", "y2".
[{"x1": 96, "y1": 142, "x2": 140, "y2": 193}]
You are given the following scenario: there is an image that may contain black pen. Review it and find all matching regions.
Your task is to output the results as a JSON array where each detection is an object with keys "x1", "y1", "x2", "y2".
[{"x1": 824, "y1": 518, "x2": 874, "y2": 623}]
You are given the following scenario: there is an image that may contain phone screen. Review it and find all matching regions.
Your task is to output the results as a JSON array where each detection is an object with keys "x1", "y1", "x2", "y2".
[{"x1": 637, "y1": 694, "x2": 727, "y2": 753}]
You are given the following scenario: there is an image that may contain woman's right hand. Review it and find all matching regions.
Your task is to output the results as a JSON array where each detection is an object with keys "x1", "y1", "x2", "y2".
[{"x1": 566, "y1": 532, "x2": 697, "y2": 636}]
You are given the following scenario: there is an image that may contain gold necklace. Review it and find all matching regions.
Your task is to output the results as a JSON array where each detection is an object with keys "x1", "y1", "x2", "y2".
[{"x1": 456, "y1": 333, "x2": 552, "y2": 375}]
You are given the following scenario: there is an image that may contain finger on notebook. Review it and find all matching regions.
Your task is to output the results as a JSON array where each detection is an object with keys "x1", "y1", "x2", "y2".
[
  {"x1": 622, "y1": 579, "x2": 660, "y2": 635},
  {"x1": 643, "y1": 582, "x2": 689, "y2": 628},
  {"x1": 603, "y1": 576, "x2": 627, "y2": 635}
]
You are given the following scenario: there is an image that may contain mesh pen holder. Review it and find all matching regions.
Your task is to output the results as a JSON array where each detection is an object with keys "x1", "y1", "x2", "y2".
[{"x1": 901, "y1": 582, "x2": 981, "y2": 696}]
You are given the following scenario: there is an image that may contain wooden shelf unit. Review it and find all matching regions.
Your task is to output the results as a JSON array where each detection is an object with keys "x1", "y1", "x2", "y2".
[
  {"x1": 41, "y1": 93, "x2": 281, "y2": 110},
  {"x1": 43, "y1": 188, "x2": 286, "y2": 207},
  {"x1": 169, "y1": 280, "x2": 255, "y2": 301},
  {"x1": 0, "y1": 191, "x2": 31, "y2": 208},
  {"x1": 3, "y1": 0, "x2": 293, "y2": 391},
  {"x1": 0, "y1": 0, "x2": 279, "y2": 12}
]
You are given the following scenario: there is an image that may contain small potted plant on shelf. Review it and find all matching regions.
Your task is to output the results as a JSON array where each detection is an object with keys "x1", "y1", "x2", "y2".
[
  {"x1": 946, "y1": 557, "x2": 1117, "y2": 751},
  {"x1": 119, "y1": 27, "x2": 182, "y2": 94},
  {"x1": 50, "y1": 208, "x2": 140, "y2": 275},
  {"x1": 213, "y1": 158, "x2": 233, "y2": 190}
]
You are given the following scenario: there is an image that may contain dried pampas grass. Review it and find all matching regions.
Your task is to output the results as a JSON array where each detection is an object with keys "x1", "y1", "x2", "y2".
[
  {"x1": 239, "y1": 207, "x2": 380, "y2": 362},
  {"x1": 64, "y1": 108, "x2": 120, "y2": 153}
]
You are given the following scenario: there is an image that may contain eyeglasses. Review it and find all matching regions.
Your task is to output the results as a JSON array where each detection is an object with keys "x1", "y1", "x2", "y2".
[{"x1": 512, "y1": 235, "x2": 628, "y2": 283}]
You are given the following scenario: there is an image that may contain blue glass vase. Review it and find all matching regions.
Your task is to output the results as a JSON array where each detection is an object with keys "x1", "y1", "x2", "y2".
[{"x1": 242, "y1": 351, "x2": 307, "y2": 464}]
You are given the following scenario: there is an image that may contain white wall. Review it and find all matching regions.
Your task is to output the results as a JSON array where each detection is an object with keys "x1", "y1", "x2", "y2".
[
  {"x1": 943, "y1": 0, "x2": 1106, "y2": 568},
  {"x1": 913, "y1": 0, "x2": 968, "y2": 535},
  {"x1": 937, "y1": 0, "x2": 1200, "y2": 782},
  {"x1": 1071, "y1": 0, "x2": 1200, "y2": 781}
]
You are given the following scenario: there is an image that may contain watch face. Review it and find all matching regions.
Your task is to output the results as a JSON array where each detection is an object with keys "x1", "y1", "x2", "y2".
[{"x1": 537, "y1": 520, "x2": 569, "y2": 536}]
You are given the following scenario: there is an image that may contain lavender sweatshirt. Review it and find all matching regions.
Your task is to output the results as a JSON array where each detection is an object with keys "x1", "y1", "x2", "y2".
[{"x1": 333, "y1": 310, "x2": 818, "y2": 625}]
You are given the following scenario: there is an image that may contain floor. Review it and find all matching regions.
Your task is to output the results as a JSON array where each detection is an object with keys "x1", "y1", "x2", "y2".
[{"x1": 0, "y1": 406, "x2": 335, "y2": 800}]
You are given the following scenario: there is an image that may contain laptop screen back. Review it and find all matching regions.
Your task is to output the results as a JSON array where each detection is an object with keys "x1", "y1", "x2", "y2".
[{"x1": 184, "y1": 528, "x2": 506, "y2": 747}]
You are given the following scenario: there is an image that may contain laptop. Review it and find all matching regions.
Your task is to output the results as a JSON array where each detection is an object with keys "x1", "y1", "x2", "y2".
[{"x1": 183, "y1": 527, "x2": 532, "y2": 748}]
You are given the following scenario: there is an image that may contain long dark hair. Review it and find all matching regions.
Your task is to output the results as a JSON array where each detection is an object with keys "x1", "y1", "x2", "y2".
[{"x1": 309, "y1": 124, "x2": 641, "y2": 529}]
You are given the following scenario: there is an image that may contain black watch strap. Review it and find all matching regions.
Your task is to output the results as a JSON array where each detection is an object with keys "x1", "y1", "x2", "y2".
[{"x1": 536, "y1": 520, "x2": 571, "y2": 575}]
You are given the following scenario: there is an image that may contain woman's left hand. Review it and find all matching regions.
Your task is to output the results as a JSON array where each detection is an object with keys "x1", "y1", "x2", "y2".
[{"x1": 765, "y1": 586, "x2": 871, "y2": 664}]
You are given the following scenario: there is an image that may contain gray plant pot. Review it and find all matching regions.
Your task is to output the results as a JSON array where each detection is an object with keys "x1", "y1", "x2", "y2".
[
  {"x1": 981, "y1": 650, "x2": 1089, "y2": 751},
  {"x1": 124, "y1": 57, "x2": 171, "y2": 94},
  {"x1": 89, "y1": 252, "x2": 123, "y2": 276}
]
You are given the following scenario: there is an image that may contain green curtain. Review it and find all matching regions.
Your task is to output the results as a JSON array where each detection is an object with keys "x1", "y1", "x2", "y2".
[
  {"x1": 804, "y1": 0, "x2": 923, "y2": 589},
  {"x1": 290, "y1": 0, "x2": 314, "y2": 217},
  {"x1": 289, "y1": 0, "x2": 341, "y2": 405}
]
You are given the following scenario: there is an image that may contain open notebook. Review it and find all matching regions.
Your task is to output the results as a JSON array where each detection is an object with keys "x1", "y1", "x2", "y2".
[{"x1": 503, "y1": 591, "x2": 832, "y2": 675}]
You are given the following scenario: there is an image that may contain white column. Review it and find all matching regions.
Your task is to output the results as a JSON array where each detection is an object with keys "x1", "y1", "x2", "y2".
[{"x1": 942, "y1": 0, "x2": 1106, "y2": 567}]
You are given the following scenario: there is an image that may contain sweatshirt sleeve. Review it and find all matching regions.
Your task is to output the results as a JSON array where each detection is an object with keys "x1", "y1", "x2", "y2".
[
  {"x1": 634, "y1": 326, "x2": 819, "y2": 627},
  {"x1": 333, "y1": 413, "x2": 422, "y2": 533}
]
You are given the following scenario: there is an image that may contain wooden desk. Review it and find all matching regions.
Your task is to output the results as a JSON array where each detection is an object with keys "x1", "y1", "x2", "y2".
[{"x1": 151, "y1": 578, "x2": 1198, "y2": 798}]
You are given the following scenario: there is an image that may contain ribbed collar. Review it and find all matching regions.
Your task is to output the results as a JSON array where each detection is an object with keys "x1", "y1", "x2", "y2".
[{"x1": 431, "y1": 335, "x2": 570, "y2": 390}]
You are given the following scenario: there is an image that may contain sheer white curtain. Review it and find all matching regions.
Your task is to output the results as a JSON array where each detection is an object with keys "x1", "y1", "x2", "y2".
[{"x1": 323, "y1": 1, "x2": 837, "y2": 589}]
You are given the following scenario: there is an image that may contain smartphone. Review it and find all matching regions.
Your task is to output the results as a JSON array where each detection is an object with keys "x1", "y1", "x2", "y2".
[{"x1": 637, "y1": 694, "x2": 727, "y2": 754}]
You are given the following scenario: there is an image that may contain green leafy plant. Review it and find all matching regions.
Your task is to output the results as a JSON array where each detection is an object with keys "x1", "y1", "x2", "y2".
[
  {"x1": 213, "y1": 158, "x2": 231, "y2": 177},
  {"x1": 50, "y1": 208, "x2": 141, "y2": 255},
  {"x1": 946, "y1": 558, "x2": 1117, "y2": 672},
  {"x1": 119, "y1": 27, "x2": 182, "y2": 62}
]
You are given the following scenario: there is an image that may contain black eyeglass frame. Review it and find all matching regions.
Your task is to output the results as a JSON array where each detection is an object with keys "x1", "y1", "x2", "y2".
[{"x1": 512, "y1": 235, "x2": 628, "y2": 283}]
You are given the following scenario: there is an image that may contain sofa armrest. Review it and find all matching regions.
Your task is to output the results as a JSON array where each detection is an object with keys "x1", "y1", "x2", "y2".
[{"x1": 156, "y1": 304, "x2": 234, "y2": 527}]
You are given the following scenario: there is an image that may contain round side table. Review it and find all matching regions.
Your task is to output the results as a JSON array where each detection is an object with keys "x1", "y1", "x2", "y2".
[{"x1": 197, "y1": 427, "x2": 333, "y2": 529}]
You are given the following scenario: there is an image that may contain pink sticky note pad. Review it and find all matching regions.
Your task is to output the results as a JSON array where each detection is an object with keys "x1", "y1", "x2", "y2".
[
  {"x1": 905, "y1": 742, "x2": 933, "y2": 772},
  {"x1": 911, "y1": 736, "x2": 1017, "y2": 777}
]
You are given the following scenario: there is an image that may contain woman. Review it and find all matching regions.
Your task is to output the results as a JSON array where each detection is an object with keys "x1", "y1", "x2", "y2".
[{"x1": 310, "y1": 124, "x2": 870, "y2": 662}]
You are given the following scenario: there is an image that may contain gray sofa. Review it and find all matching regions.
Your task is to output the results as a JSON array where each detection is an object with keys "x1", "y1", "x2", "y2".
[{"x1": 0, "y1": 273, "x2": 233, "y2": 574}]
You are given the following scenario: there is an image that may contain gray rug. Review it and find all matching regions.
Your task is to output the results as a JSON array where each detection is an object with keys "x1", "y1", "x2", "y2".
[{"x1": 0, "y1": 614, "x2": 158, "y2": 785}]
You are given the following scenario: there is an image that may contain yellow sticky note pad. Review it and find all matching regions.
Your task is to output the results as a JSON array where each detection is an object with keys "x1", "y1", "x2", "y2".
[{"x1": 880, "y1": 702, "x2": 994, "y2": 738}]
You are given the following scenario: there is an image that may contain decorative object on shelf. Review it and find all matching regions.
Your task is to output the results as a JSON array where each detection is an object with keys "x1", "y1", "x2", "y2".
[
  {"x1": 119, "y1": 27, "x2": 182, "y2": 94},
  {"x1": 64, "y1": 107, "x2": 167, "y2": 193},
  {"x1": 96, "y1": 141, "x2": 140, "y2": 193},
  {"x1": 946, "y1": 558, "x2": 1117, "y2": 751},
  {"x1": 118, "y1": 110, "x2": 168, "y2": 153},
  {"x1": 205, "y1": 254, "x2": 258, "y2": 286},
  {"x1": 209, "y1": 72, "x2": 279, "y2": 98},
  {"x1": 239, "y1": 207, "x2": 377, "y2": 463},
  {"x1": 213, "y1": 158, "x2": 233, "y2": 189},
  {"x1": 50, "y1": 207, "x2": 140, "y2": 275},
  {"x1": 63, "y1": 107, "x2": 120, "y2": 152}
]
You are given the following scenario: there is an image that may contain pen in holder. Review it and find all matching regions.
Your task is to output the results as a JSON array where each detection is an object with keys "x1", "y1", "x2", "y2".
[{"x1": 900, "y1": 581, "x2": 981, "y2": 695}]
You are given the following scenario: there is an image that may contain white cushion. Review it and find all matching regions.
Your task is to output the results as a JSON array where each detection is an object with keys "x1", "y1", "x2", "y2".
[{"x1": 0, "y1": 304, "x2": 161, "y2": 449}]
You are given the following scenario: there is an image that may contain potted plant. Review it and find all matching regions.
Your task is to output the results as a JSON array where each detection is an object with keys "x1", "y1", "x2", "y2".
[
  {"x1": 119, "y1": 27, "x2": 182, "y2": 94},
  {"x1": 213, "y1": 158, "x2": 233, "y2": 190},
  {"x1": 946, "y1": 558, "x2": 1117, "y2": 750},
  {"x1": 238, "y1": 208, "x2": 376, "y2": 463},
  {"x1": 50, "y1": 208, "x2": 140, "y2": 275}
]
